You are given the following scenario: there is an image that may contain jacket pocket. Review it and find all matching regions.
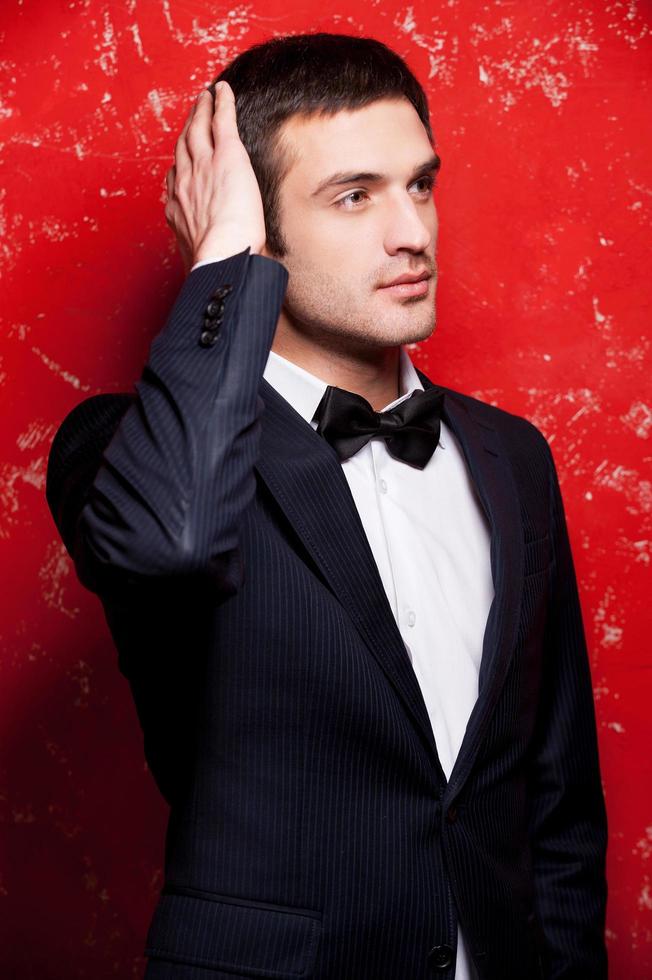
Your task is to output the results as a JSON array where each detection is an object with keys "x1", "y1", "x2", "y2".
[
  {"x1": 523, "y1": 533, "x2": 551, "y2": 577},
  {"x1": 144, "y1": 885, "x2": 322, "y2": 978}
]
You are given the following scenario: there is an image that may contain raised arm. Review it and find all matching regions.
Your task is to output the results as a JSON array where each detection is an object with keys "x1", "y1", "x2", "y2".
[{"x1": 46, "y1": 82, "x2": 288, "y2": 599}]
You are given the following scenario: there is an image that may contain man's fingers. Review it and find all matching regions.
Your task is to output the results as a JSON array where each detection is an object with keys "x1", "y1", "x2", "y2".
[
  {"x1": 164, "y1": 166, "x2": 177, "y2": 226},
  {"x1": 186, "y1": 89, "x2": 214, "y2": 159},
  {"x1": 211, "y1": 81, "x2": 238, "y2": 142},
  {"x1": 164, "y1": 76, "x2": 265, "y2": 265},
  {"x1": 165, "y1": 165, "x2": 175, "y2": 200},
  {"x1": 174, "y1": 101, "x2": 195, "y2": 173}
]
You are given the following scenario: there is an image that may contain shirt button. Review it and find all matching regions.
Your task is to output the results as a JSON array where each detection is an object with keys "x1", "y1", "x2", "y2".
[
  {"x1": 407, "y1": 610, "x2": 416, "y2": 627},
  {"x1": 379, "y1": 478, "x2": 388, "y2": 494}
]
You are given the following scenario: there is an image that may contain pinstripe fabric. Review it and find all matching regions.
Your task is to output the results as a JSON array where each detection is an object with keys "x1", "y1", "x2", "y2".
[{"x1": 46, "y1": 249, "x2": 608, "y2": 980}]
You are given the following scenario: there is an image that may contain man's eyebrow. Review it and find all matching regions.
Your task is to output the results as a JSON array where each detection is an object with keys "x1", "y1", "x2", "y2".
[{"x1": 311, "y1": 153, "x2": 441, "y2": 198}]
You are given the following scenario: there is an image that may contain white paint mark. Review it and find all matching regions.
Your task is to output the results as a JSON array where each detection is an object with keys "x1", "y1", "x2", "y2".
[
  {"x1": 30, "y1": 347, "x2": 91, "y2": 391},
  {"x1": 161, "y1": 0, "x2": 256, "y2": 56},
  {"x1": 128, "y1": 22, "x2": 150, "y2": 62},
  {"x1": 394, "y1": 7, "x2": 456, "y2": 82},
  {"x1": 97, "y1": 8, "x2": 118, "y2": 77},
  {"x1": 567, "y1": 405, "x2": 588, "y2": 425},
  {"x1": 39, "y1": 541, "x2": 80, "y2": 619},
  {"x1": 593, "y1": 585, "x2": 625, "y2": 651},
  {"x1": 470, "y1": 26, "x2": 568, "y2": 109},
  {"x1": 630, "y1": 540, "x2": 650, "y2": 565},
  {"x1": 66, "y1": 658, "x2": 93, "y2": 707},
  {"x1": 397, "y1": 6, "x2": 416, "y2": 32},
  {"x1": 0, "y1": 459, "x2": 46, "y2": 538},
  {"x1": 606, "y1": 721, "x2": 625, "y2": 732},
  {"x1": 593, "y1": 464, "x2": 652, "y2": 515},
  {"x1": 634, "y1": 826, "x2": 652, "y2": 861},
  {"x1": 592, "y1": 296, "x2": 614, "y2": 332},
  {"x1": 602, "y1": 625, "x2": 624, "y2": 648},
  {"x1": 620, "y1": 402, "x2": 652, "y2": 440},
  {"x1": 639, "y1": 881, "x2": 652, "y2": 911},
  {"x1": 16, "y1": 420, "x2": 56, "y2": 452},
  {"x1": 605, "y1": 0, "x2": 651, "y2": 49},
  {"x1": 606, "y1": 337, "x2": 649, "y2": 366},
  {"x1": 147, "y1": 89, "x2": 171, "y2": 132},
  {"x1": 575, "y1": 257, "x2": 592, "y2": 281},
  {"x1": 568, "y1": 33, "x2": 600, "y2": 73}
]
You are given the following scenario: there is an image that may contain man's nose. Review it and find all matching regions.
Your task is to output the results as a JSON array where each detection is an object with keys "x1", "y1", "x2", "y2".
[{"x1": 383, "y1": 194, "x2": 435, "y2": 255}]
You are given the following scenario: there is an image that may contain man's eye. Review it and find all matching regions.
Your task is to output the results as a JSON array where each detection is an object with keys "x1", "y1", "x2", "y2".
[
  {"x1": 413, "y1": 175, "x2": 437, "y2": 193},
  {"x1": 335, "y1": 176, "x2": 437, "y2": 210},
  {"x1": 335, "y1": 190, "x2": 368, "y2": 209}
]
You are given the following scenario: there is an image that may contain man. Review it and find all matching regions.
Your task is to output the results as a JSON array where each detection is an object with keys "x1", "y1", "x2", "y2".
[{"x1": 46, "y1": 33, "x2": 608, "y2": 980}]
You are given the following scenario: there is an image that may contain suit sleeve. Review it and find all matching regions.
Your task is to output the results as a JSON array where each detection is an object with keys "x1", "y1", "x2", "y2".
[
  {"x1": 46, "y1": 247, "x2": 289, "y2": 599},
  {"x1": 526, "y1": 440, "x2": 608, "y2": 978}
]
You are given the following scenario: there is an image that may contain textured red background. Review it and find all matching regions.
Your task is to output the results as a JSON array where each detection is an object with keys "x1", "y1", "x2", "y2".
[{"x1": 1, "y1": 1, "x2": 650, "y2": 977}]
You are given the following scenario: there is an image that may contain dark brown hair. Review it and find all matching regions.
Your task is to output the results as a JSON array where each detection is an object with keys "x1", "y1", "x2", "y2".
[{"x1": 209, "y1": 32, "x2": 433, "y2": 257}]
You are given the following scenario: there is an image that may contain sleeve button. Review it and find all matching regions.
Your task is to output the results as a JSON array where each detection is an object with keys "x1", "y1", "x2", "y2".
[
  {"x1": 199, "y1": 330, "x2": 218, "y2": 347},
  {"x1": 205, "y1": 300, "x2": 224, "y2": 318},
  {"x1": 211, "y1": 284, "x2": 232, "y2": 300}
]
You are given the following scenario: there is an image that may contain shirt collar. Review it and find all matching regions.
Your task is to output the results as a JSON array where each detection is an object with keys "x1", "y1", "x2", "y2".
[{"x1": 262, "y1": 345, "x2": 424, "y2": 428}]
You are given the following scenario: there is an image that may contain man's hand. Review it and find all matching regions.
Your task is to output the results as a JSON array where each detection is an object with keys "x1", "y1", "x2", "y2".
[{"x1": 165, "y1": 81, "x2": 266, "y2": 274}]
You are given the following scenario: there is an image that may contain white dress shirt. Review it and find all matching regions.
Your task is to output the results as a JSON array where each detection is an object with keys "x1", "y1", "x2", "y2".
[{"x1": 262, "y1": 346, "x2": 493, "y2": 980}]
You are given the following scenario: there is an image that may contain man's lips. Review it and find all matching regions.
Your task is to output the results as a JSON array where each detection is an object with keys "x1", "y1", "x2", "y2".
[
  {"x1": 379, "y1": 270, "x2": 432, "y2": 288},
  {"x1": 378, "y1": 270, "x2": 434, "y2": 297}
]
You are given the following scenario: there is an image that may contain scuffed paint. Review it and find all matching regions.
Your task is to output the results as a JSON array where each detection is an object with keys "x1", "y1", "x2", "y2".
[
  {"x1": 0, "y1": 1, "x2": 650, "y2": 977},
  {"x1": 38, "y1": 540, "x2": 80, "y2": 620}
]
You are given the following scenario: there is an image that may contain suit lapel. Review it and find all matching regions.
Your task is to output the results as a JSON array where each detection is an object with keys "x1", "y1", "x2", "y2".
[
  {"x1": 256, "y1": 378, "x2": 447, "y2": 784},
  {"x1": 256, "y1": 370, "x2": 525, "y2": 799},
  {"x1": 416, "y1": 368, "x2": 525, "y2": 800}
]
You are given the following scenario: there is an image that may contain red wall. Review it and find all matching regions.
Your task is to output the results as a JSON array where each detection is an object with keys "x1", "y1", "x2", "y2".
[{"x1": 1, "y1": 1, "x2": 650, "y2": 976}]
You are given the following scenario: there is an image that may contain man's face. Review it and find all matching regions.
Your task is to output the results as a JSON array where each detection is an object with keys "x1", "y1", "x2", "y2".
[{"x1": 268, "y1": 97, "x2": 439, "y2": 355}]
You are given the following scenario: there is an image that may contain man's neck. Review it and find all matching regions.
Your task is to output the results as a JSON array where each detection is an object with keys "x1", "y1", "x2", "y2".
[{"x1": 270, "y1": 335, "x2": 401, "y2": 412}]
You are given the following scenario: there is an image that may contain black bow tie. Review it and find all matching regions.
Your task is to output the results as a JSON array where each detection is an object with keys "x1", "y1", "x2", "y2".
[{"x1": 312, "y1": 384, "x2": 444, "y2": 469}]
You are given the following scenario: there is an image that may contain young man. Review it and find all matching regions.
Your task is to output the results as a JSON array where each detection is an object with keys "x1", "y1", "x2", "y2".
[{"x1": 46, "y1": 33, "x2": 608, "y2": 980}]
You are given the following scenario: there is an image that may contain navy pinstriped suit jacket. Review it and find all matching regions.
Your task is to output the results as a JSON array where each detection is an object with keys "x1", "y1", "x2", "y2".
[{"x1": 46, "y1": 247, "x2": 608, "y2": 980}]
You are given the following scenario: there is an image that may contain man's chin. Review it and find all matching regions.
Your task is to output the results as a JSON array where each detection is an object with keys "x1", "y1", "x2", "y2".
[
  {"x1": 359, "y1": 327, "x2": 435, "y2": 351},
  {"x1": 389, "y1": 313, "x2": 437, "y2": 347}
]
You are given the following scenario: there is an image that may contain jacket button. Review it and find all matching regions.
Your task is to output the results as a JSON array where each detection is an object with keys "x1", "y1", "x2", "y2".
[
  {"x1": 428, "y1": 944, "x2": 454, "y2": 970},
  {"x1": 205, "y1": 300, "x2": 224, "y2": 318},
  {"x1": 199, "y1": 329, "x2": 218, "y2": 347},
  {"x1": 446, "y1": 806, "x2": 458, "y2": 824}
]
